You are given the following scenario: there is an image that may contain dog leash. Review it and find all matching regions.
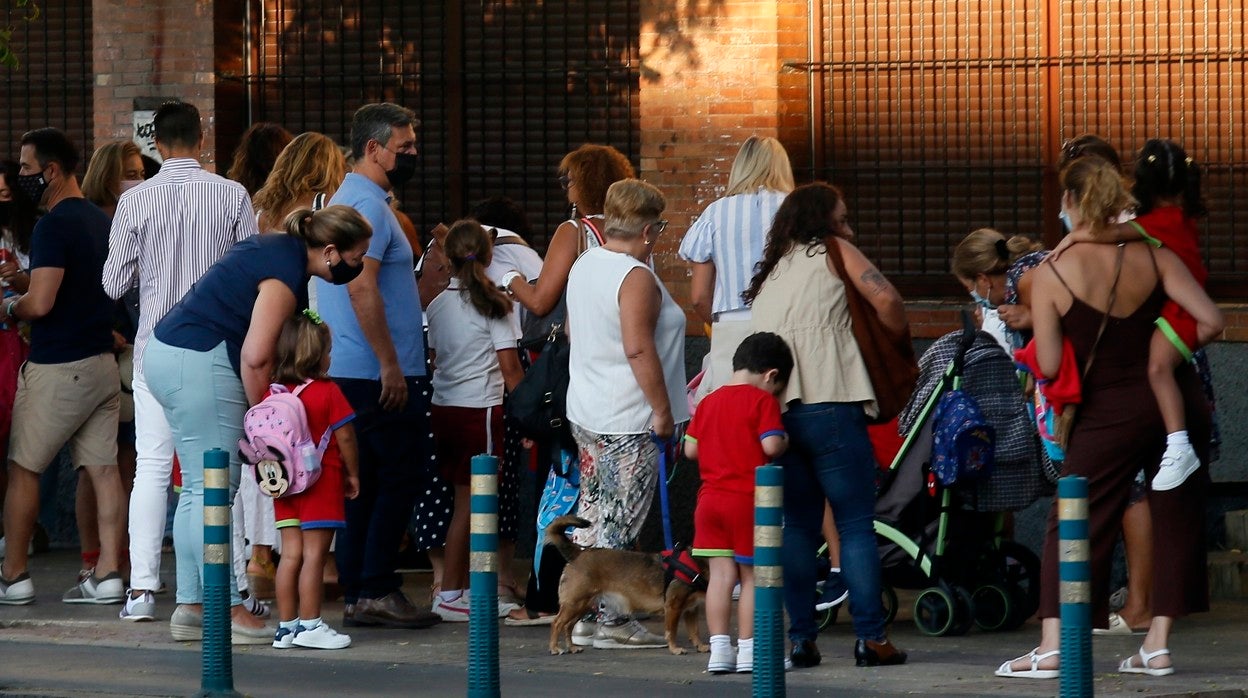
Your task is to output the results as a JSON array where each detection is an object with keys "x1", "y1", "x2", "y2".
[{"x1": 652, "y1": 434, "x2": 675, "y2": 551}]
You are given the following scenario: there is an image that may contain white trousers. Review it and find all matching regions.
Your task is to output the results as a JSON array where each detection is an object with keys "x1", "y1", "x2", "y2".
[{"x1": 128, "y1": 371, "x2": 174, "y2": 592}]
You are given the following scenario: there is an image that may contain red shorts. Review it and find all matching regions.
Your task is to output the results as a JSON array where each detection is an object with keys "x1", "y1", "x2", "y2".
[
  {"x1": 431, "y1": 404, "x2": 504, "y2": 486},
  {"x1": 274, "y1": 462, "x2": 346, "y2": 530},
  {"x1": 692, "y1": 489, "x2": 754, "y2": 564}
]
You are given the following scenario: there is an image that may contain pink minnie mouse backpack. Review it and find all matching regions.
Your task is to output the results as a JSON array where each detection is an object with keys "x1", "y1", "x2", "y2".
[{"x1": 237, "y1": 381, "x2": 331, "y2": 498}]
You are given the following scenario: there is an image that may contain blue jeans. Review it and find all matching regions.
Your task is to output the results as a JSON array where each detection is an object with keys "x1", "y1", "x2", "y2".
[
  {"x1": 780, "y1": 401, "x2": 886, "y2": 643},
  {"x1": 143, "y1": 339, "x2": 246, "y2": 606}
]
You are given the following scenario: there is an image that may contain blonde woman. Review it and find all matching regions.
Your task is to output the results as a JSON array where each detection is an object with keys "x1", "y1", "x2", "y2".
[
  {"x1": 951, "y1": 228, "x2": 1046, "y2": 352},
  {"x1": 82, "y1": 140, "x2": 145, "y2": 218},
  {"x1": 679, "y1": 136, "x2": 794, "y2": 400},
  {"x1": 253, "y1": 132, "x2": 348, "y2": 232}
]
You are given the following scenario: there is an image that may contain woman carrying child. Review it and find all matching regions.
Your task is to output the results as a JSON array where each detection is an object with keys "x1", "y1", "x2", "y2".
[
  {"x1": 426, "y1": 220, "x2": 524, "y2": 622},
  {"x1": 269, "y1": 311, "x2": 360, "y2": 650},
  {"x1": 684, "y1": 331, "x2": 792, "y2": 675}
]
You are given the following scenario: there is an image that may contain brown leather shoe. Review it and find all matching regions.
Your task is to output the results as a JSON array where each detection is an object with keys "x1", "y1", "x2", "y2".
[
  {"x1": 855, "y1": 638, "x2": 907, "y2": 666},
  {"x1": 353, "y1": 591, "x2": 441, "y2": 629}
]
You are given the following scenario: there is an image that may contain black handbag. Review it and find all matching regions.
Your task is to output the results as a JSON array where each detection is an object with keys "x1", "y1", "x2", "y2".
[{"x1": 507, "y1": 325, "x2": 575, "y2": 448}]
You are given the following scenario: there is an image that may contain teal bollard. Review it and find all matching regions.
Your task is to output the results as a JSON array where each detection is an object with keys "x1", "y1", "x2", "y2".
[
  {"x1": 468, "y1": 454, "x2": 500, "y2": 697},
  {"x1": 196, "y1": 448, "x2": 240, "y2": 698},
  {"x1": 1058, "y1": 476, "x2": 1092, "y2": 698},
  {"x1": 753, "y1": 465, "x2": 785, "y2": 697}
]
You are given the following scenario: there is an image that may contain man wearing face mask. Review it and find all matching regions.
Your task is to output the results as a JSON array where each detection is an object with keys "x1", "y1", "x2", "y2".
[
  {"x1": 101, "y1": 101, "x2": 260, "y2": 624},
  {"x1": 316, "y1": 102, "x2": 439, "y2": 630},
  {"x1": 0, "y1": 128, "x2": 125, "y2": 607}
]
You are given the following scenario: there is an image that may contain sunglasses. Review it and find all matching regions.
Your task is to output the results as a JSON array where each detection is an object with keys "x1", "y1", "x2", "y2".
[
  {"x1": 557, "y1": 174, "x2": 572, "y2": 191},
  {"x1": 652, "y1": 219, "x2": 669, "y2": 234}
]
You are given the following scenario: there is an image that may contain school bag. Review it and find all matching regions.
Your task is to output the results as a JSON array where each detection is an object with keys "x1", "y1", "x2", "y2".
[
  {"x1": 930, "y1": 388, "x2": 996, "y2": 486},
  {"x1": 237, "y1": 380, "x2": 330, "y2": 498}
]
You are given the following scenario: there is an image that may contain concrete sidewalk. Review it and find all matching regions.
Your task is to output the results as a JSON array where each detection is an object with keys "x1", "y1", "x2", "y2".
[{"x1": 3, "y1": 549, "x2": 1247, "y2": 697}]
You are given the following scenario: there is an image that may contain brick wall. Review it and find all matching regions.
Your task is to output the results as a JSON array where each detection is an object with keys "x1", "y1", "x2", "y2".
[
  {"x1": 92, "y1": 0, "x2": 223, "y2": 169},
  {"x1": 637, "y1": 0, "x2": 809, "y2": 328}
]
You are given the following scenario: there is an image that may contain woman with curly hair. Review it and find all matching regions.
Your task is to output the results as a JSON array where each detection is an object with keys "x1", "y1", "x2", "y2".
[
  {"x1": 227, "y1": 122, "x2": 294, "y2": 198},
  {"x1": 253, "y1": 132, "x2": 348, "y2": 233}
]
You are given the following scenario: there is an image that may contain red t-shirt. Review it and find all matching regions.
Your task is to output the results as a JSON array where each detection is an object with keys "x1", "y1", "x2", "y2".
[
  {"x1": 684, "y1": 383, "x2": 786, "y2": 495},
  {"x1": 262, "y1": 379, "x2": 355, "y2": 471},
  {"x1": 1135, "y1": 206, "x2": 1206, "y2": 352}
]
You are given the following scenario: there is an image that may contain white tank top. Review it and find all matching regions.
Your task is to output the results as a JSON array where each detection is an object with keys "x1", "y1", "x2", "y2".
[{"x1": 565, "y1": 246, "x2": 689, "y2": 434}]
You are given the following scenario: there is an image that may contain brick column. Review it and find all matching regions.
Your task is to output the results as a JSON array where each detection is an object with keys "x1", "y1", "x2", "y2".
[
  {"x1": 638, "y1": 0, "x2": 809, "y2": 329},
  {"x1": 93, "y1": 0, "x2": 223, "y2": 169}
]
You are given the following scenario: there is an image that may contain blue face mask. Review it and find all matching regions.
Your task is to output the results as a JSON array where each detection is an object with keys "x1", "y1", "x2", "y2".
[
  {"x1": 970, "y1": 289, "x2": 997, "y2": 311},
  {"x1": 1059, "y1": 210, "x2": 1073, "y2": 233}
]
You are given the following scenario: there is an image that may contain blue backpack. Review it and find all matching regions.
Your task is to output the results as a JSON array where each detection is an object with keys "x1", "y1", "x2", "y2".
[{"x1": 931, "y1": 389, "x2": 996, "y2": 486}]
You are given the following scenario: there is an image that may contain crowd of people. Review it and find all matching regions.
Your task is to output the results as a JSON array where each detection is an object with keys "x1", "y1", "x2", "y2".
[{"x1": 0, "y1": 99, "x2": 1226, "y2": 680}]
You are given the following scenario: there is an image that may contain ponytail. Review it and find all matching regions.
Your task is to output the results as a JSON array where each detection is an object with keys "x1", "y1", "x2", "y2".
[
  {"x1": 444, "y1": 219, "x2": 511, "y2": 320},
  {"x1": 283, "y1": 204, "x2": 373, "y2": 250},
  {"x1": 951, "y1": 227, "x2": 1039, "y2": 280}
]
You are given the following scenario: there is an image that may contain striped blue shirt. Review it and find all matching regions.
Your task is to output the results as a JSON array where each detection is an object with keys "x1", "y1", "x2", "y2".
[
  {"x1": 102, "y1": 158, "x2": 259, "y2": 372},
  {"x1": 678, "y1": 188, "x2": 788, "y2": 316}
]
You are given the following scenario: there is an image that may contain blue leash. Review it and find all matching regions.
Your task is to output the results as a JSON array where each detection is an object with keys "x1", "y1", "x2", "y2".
[{"x1": 653, "y1": 434, "x2": 674, "y2": 551}]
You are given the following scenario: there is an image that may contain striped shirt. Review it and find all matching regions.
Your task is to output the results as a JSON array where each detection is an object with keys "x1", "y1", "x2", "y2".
[
  {"x1": 102, "y1": 157, "x2": 259, "y2": 372},
  {"x1": 677, "y1": 188, "x2": 787, "y2": 316}
]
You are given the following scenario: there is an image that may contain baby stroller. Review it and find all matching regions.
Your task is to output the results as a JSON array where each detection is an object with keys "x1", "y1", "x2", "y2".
[{"x1": 818, "y1": 314, "x2": 1048, "y2": 636}]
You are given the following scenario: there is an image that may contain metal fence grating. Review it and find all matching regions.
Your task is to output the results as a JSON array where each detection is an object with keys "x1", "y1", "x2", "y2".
[
  {"x1": 805, "y1": 0, "x2": 1248, "y2": 297},
  {"x1": 243, "y1": 0, "x2": 640, "y2": 246}
]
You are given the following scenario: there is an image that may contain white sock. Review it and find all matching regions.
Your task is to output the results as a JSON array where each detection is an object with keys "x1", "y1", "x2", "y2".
[
  {"x1": 279, "y1": 619, "x2": 299, "y2": 630},
  {"x1": 738, "y1": 637, "x2": 754, "y2": 652},
  {"x1": 299, "y1": 616, "x2": 321, "y2": 630},
  {"x1": 1166, "y1": 431, "x2": 1190, "y2": 448},
  {"x1": 829, "y1": 567, "x2": 842, "y2": 574},
  {"x1": 438, "y1": 589, "x2": 463, "y2": 603},
  {"x1": 710, "y1": 634, "x2": 731, "y2": 650}
]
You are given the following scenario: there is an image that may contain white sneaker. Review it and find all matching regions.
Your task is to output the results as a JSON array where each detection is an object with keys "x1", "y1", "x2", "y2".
[
  {"x1": 62, "y1": 572, "x2": 125, "y2": 605},
  {"x1": 736, "y1": 644, "x2": 754, "y2": 673},
  {"x1": 433, "y1": 594, "x2": 471, "y2": 623},
  {"x1": 0, "y1": 572, "x2": 35, "y2": 605},
  {"x1": 592, "y1": 618, "x2": 667, "y2": 650},
  {"x1": 292, "y1": 622, "x2": 351, "y2": 650},
  {"x1": 1152, "y1": 443, "x2": 1200, "y2": 491},
  {"x1": 571, "y1": 619, "x2": 597, "y2": 646},
  {"x1": 119, "y1": 589, "x2": 156, "y2": 621},
  {"x1": 272, "y1": 623, "x2": 302, "y2": 649},
  {"x1": 708, "y1": 644, "x2": 737, "y2": 674},
  {"x1": 497, "y1": 597, "x2": 521, "y2": 618}
]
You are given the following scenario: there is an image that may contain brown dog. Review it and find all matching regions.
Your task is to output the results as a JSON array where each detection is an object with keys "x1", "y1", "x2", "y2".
[{"x1": 545, "y1": 515, "x2": 707, "y2": 656}]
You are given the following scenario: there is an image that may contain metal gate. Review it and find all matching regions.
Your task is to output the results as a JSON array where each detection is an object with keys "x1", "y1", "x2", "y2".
[
  {"x1": 799, "y1": 0, "x2": 1248, "y2": 297},
  {"x1": 240, "y1": 0, "x2": 640, "y2": 244}
]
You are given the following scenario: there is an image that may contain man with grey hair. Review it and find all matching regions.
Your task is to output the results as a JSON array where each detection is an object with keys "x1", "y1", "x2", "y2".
[{"x1": 315, "y1": 102, "x2": 439, "y2": 629}]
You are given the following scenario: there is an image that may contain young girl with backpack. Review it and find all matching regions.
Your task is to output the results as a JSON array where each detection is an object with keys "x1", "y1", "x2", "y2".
[
  {"x1": 426, "y1": 220, "x2": 524, "y2": 622},
  {"x1": 267, "y1": 310, "x2": 360, "y2": 650}
]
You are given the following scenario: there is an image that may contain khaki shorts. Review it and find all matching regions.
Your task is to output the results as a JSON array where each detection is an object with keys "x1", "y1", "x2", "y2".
[{"x1": 9, "y1": 352, "x2": 120, "y2": 473}]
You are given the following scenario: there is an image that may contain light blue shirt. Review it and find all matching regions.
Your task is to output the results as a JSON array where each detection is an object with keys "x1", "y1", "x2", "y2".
[
  {"x1": 316, "y1": 173, "x2": 426, "y2": 379},
  {"x1": 678, "y1": 188, "x2": 787, "y2": 316}
]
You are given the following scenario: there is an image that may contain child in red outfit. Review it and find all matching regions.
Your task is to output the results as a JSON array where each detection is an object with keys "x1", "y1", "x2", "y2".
[
  {"x1": 1128, "y1": 140, "x2": 1210, "y2": 491},
  {"x1": 683, "y1": 332, "x2": 793, "y2": 675},
  {"x1": 269, "y1": 310, "x2": 360, "y2": 651}
]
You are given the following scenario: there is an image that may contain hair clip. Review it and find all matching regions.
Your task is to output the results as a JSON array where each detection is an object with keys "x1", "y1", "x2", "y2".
[
  {"x1": 302, "y1": 308, "x2": 323, "y2": 325},
  {"x1": 1185, "y1": 157, "x2": 1194, "y2": 166},
  {"x1": 1147, "y1": 154, "x2": 1157, "y2": 163},
  {"x1": 464, "y1": 253, "x2": 477, "y2": 261}
]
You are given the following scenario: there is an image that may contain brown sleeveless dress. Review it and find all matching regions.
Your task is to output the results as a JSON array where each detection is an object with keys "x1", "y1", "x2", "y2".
[{"x1": 1037, "y1": 252, "x2": 1210, "y2": 624}]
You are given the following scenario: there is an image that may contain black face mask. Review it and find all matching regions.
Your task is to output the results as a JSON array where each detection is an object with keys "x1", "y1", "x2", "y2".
[
  {"x1": 15, "y1": 171, "x2": 48, "y2": 205},
  {"x1": 328, "y1": 257, "x2": 364, "y2": 285},
  {"x1": 385, "y1": 152, "x2": 419, "y2": 190}
]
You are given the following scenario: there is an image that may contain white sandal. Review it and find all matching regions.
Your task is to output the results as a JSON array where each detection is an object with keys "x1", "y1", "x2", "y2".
[
  {"x1": 994, "y1": 648, "x2": 1060, "y2": 679},
  {"x1": 1119, "y1": 646, "x2": 1174, "y2": 676}
]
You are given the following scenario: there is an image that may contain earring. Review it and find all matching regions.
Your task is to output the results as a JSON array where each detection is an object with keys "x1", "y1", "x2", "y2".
[{"x1": 643, "y1": 238, "x2": 651, "y2": 245}]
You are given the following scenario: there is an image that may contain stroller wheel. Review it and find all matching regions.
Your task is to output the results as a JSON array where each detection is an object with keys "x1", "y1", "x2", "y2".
[
  {"x1": 816, "y1": 601, "x2": 839, "y2": 631},
  {"x1": 913, "y1": 586, "x2": 956, "y2": 636},
  {"x1": 948, "y1": 586, "x2": 975, "y2": 636},
  {"x1": 989, "y1": 541, "x2": 1041, "y2": 627},
  {"x1": 881, "y1": 584, "x2": 898, "y2": 625},
  {"x1": 971, "y1": 584, "x2": 1013, "y2": 632}
]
